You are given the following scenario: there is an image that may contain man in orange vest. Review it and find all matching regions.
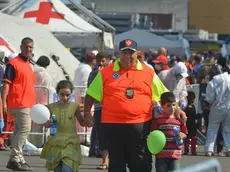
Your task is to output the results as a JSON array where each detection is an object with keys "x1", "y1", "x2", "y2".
[
  {"x1": 2, "y1": 37, "x2": 36, "y2": 171},
  {"x1": 84, "y1": 39, "x2": 172, "y2": 172}
]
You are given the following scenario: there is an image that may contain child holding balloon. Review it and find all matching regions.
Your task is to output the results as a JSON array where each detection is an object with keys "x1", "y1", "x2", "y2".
[
  {"x1": 40, "y1": 80, "x2": 88, "y2": 172},
  {"x1": 151, "y1": 92, "x2": 187, "y2": 172}
]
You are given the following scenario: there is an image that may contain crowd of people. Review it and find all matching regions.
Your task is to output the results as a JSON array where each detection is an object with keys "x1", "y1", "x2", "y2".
[{"x1": 0, "y1": 37, "x2": 230, "y2": 172}]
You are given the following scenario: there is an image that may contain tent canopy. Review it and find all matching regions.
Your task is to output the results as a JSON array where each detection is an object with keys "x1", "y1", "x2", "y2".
[
  {"x1": 115, "y1": 29, "x2": 185, "y2": 55},
  {"x1": 1, "y1": 0, "x2": 115, "y2": 49},
  {"x1": 15, "y1": 0, "x2": 101, "y2": 33},
  {"x1": 10, "y1": 0, "x2": 103, "y2": 48},
  {"x1": 0, "y1": 12, "x2": 80, "y2": 81}
]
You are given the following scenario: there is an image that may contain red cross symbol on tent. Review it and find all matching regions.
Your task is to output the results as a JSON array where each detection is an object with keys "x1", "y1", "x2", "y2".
[
  {"x1": 24, "y1": 2, "x2": 65, "y2": 24},
  {"x1": 0, "y1": 37, "x2": 15, "y2": 53}
]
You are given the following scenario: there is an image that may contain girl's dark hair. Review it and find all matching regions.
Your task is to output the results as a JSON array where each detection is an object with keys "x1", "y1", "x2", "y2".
[
  {"x1": 161, "y1": 92, "x2": 176, "y2": 105},
  {"x1": 56, "y1": 80, "x2": 73, "y2": 93}
]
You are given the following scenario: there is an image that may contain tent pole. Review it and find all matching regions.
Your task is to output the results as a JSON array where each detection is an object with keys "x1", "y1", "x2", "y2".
[
  {"x1": 101, "y1": 29, "x2": 105, "y2": 51},
  {"x1": 98, "y1": 29, "x2": 105, "y2": 52},
  {"x1": 0, "y1": 0, "x2": 28, "y2": 13},
  {"x1": 69, "y1": 0, "x2": 106, "y2": 51},
  {"x1": 69, "y1": 0, "x2": 115, "y2": 32},
  {"x1": 68, "y1": 0, "x2": 105, "y2": 30},
  {"x1": 9, "y1": 0, "x2": 31, "y2": 15}
]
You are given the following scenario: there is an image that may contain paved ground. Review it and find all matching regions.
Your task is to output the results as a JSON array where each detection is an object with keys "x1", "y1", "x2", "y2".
[{"x1": 0, "y1": 146, "x2": 229, "y2": 171}]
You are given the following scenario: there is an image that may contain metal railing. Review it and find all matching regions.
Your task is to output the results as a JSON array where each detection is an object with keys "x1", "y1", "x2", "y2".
[
  {"x1": 73, "y1": 86, "x2": 92, "y2": 145},
  {"x1": 1, "y1": 85, "x2": 50, "y2": 146},
  {"x1": 2, "y1": 84, "x2": 208, "y2": 146},
  {"x1": 2, "y1": 85, "x2": 92, "y2": 145}
]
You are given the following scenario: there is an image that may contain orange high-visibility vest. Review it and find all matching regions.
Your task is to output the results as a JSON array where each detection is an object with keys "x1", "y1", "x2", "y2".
[
  {"x1": 86, "y1": 60, "x2": 169, "y2": 124},
  {"x1": 100, "y1": 63, "x2": 154, "y2": 124},
  {"x1": 4, "y1": 56, "x2": 36, "y2": 108}
]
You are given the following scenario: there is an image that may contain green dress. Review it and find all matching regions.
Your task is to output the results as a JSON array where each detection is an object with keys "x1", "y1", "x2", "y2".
[{"x1": 40, "y1": 102, "x2": 82, "y2": 172}]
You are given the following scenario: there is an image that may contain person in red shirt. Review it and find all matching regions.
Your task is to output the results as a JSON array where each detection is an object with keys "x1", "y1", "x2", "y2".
[
  {"x1": 151, "y1": 92, "x2": 187, "y2": 172},
  {"x1": 2, "y1": 37, "x2": 35, "y2": 171}
]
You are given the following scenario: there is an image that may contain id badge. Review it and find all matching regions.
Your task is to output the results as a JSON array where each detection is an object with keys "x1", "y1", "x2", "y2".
[{"x1": 125, "y1": 88, "x2": 134, "y2": 99}]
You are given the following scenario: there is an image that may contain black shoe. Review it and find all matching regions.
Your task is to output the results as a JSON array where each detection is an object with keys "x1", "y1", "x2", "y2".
[
  {"x1": 6, "y1": 161, "x2": 21, "y2": 170},
  {"x1": 6, "y1": 160, "x2": 33, "y2": 171}
]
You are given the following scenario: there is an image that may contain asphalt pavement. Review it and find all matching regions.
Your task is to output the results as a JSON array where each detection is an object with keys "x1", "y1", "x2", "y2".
[{"x1": 0, "y1": 146, "x2": 229, "y2": 172}]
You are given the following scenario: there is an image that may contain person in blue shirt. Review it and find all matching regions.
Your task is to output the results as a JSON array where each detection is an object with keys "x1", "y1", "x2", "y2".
[{"x1": 87, "y1": 52, "x2": 110, "y2": 170}]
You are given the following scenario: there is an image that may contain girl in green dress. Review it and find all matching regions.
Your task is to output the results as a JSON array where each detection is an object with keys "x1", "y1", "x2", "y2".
[{"x1": 41, "y1": 80, "x2": 85, "y2": 172}]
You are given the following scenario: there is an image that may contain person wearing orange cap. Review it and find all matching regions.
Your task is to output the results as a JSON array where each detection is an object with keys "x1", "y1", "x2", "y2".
[{"x1": 152, "y1": 55, "x2": 170, "y2": 74}]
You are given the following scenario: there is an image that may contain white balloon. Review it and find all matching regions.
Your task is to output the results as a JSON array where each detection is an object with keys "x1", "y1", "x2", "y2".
[{"x1": 30, "y1": 104, "x2": 50, "y2": 124}]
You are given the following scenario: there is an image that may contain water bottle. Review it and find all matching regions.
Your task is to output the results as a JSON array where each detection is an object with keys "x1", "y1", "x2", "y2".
[
  {"x1": 50, "y1": 114, "x2": 57, "y2": 136},
  {"x1": 173, "y1": 126, "x2": 183, "y2": 146}
]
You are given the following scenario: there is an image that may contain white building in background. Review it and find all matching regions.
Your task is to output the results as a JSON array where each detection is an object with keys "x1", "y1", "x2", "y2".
[{"x1": 82, "y1": 0, "x2": 188, "y2": 31}]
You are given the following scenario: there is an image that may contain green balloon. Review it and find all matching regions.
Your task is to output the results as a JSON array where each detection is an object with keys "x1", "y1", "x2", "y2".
[{"x1": 147, "y1": 130, "x2": 166, "y2": 154}]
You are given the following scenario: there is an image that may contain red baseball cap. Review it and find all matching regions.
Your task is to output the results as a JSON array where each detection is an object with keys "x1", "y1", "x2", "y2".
[{"x1": 152, "y1": 55, "x2": 168, "y2": 65}]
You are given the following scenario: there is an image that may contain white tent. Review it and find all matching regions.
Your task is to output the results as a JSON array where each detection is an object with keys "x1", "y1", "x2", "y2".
[
  {"x1": 11, "y1": 0, "x2": 103, "y2": 48},
  {"x1": 115, "y1": 29, "x2": 185, "y2": 55},
  {"x1": 0, "y1": 12, "x2": 80, "y2": 81}
]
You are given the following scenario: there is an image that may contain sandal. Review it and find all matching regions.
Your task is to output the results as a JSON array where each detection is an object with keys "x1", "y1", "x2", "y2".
[{"x1": 97, "y1": 164, "x2": 108, "y2": 170}]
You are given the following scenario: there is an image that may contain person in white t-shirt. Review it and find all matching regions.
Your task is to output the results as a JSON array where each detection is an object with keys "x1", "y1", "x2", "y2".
[
  {"x1": 34, "y1": 56, "x2": 56, "y2": 104},
  {"x1": 73, "y1": 53, "x2": 96, "y2": 102}
]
